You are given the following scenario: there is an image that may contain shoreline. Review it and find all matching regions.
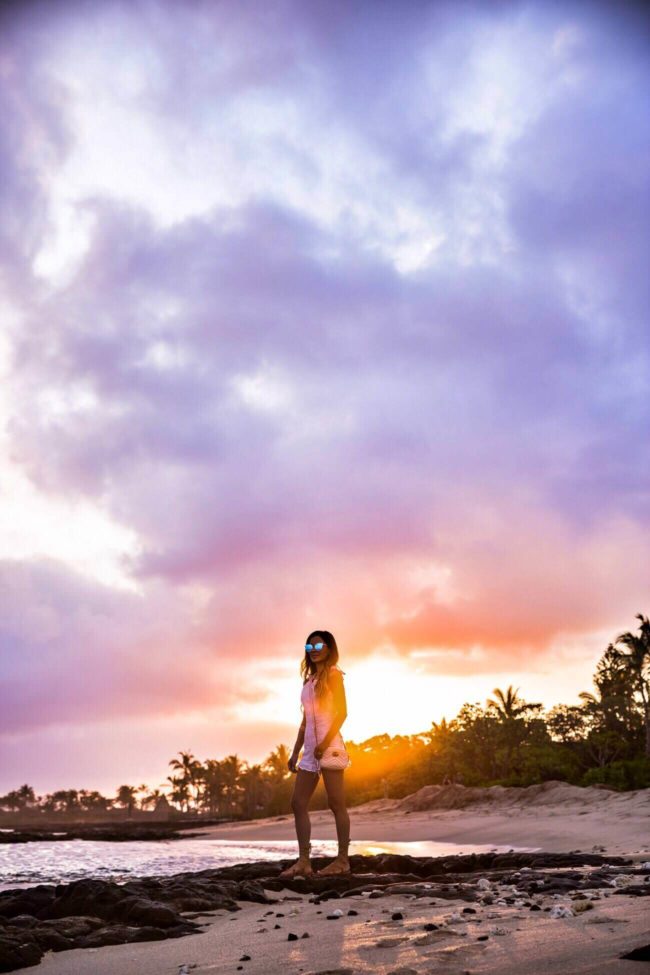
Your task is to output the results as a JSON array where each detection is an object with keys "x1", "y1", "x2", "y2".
[
  {"x1": 5, "y1": 850, "x2": 648, "y2": 975},
  {"x1": 189, "y1": 783, "x2": 650, "y2": 859},
  {"x1": 1, "y1": 784, "x2": 649, "y2": 973}
]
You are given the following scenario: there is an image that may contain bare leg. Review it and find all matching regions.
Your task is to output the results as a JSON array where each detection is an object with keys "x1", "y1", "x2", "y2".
[
  {"x1": 317, "y1": 769, "x2": 350, "y2": 873},
  {"x1": 278, "y1": 769, "x2": 320, "y2": 877}
]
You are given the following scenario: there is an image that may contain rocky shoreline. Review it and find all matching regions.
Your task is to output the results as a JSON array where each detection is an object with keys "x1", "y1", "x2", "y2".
[
  {"x1": 0, "y1": 822, "x2": 213, "y2": 844},
  {"x1": 1, "y1": 851, "x2": 649, "y2": 972}
]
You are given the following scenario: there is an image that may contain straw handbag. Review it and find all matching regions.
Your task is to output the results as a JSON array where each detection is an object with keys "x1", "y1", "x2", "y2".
[{"x1": 309, "y1": 678, "x2": 351, "y2": 771}]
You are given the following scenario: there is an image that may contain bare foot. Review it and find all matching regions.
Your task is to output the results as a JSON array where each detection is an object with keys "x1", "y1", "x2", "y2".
[
  {"x1": 315, "y1": 857, "x2": 351, "y2": 876},
  {"x1": 278, "y1": 859, "x2": 313, "y2": 879}
]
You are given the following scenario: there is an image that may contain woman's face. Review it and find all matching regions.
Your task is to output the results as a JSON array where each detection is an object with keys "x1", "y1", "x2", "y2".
[{"x1": 307, "y1": 635, "x2": 330, "y2": 665}]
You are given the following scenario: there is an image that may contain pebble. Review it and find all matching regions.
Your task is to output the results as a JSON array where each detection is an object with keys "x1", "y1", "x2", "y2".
[
  {"x1": 391, "y1": 912, "x2": 404, "y2": 920},
  {"x1": 550, "y1": 905, "x2": 574, "y2": 918},
  {"x1": 572, "y1": 900, "x2": 594, "y2": 914},
  {"x1": 446, "y1": 912, "x2": 465, "y2": 924},
  {"x1": 610, "y1": 875, "x2": 632, "y2": 887}
]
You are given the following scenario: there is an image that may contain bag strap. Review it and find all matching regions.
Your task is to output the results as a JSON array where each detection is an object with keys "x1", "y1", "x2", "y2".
[{"x1": 311, "y1": 678, "x2": 320, "y2": 772}]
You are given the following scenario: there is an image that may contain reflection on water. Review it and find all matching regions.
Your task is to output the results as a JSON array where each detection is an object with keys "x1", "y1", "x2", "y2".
[{"x1": 0, "y1": 837, "x2": 534, "y2": 891}]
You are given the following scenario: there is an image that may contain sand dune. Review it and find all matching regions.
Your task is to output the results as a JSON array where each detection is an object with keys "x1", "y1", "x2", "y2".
[
  {"x1": 396, "y1": 780, "x2": 650, "y2": 812},
  {"x1": 194, "y1": 781, "x2": 650, "y2": 857}
]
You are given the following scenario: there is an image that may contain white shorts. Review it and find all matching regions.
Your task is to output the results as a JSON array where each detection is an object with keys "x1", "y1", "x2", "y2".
[{"x1": 297, "y1": 744, "x2": 321, "y2": 775}]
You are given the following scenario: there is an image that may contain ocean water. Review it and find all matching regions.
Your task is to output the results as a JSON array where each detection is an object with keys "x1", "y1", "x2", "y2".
[{"x1": 0, "y1": 837, "x2": 532, "y2": 892}]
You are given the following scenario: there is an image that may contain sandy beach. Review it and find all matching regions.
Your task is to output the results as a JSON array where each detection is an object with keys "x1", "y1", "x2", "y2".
[
  {"x1": 9, "y1": 784, "x2": 645, "y2": 975},
  {"x1": 190, "y1": 782, "x2": 650, "y2": 857},
  {"x1": 35, "y1": 883, "x2": 650, "y2": 975}
]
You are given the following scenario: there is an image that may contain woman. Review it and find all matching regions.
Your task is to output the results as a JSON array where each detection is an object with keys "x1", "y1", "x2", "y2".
[{"x1": 278, "y1": 630, "x2": 351, "y2": 878}]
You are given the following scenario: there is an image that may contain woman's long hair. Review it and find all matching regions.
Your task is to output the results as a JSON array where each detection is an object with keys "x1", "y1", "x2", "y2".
[{"x1": 300, "y1": 630, "x2": 345, "y2": 700}]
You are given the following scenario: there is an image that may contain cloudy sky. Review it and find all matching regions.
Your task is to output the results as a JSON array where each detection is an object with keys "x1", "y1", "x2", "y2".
[{"x1": 1, "y1": 0, "x2": 648, "y2": 797}]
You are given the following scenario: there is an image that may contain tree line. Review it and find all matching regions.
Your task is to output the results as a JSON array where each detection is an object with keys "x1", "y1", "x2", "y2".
[{"x1": 2, "y1": 613, "x2": 648, "y2": 820}]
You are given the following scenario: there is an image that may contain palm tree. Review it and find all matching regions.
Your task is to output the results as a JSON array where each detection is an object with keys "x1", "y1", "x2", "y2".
[
  {"x1": 426, "y1": 718, "x2": 458, "y2": 783},
  {"x1": 115, "y1": 785, "x2": 138, "y2": 818},
  {"x1": 614, "y1": 613, "x2": 650, "y2": 756},
  {"x1": 262, "y1": 745, "x2": 294, "y2": 815},
  {"x1": 165, "y1": 774, "x2": 190, "y2": 812},
  {"x1": 487, "y1": 685, "x2": 542, "y2": 720},
  {"x1": 264, "y1": 745, "x2": 292, "y2": 783},
  {"x1": 486, "y1": 686, "x2": 543, "y2": 776},
  {"x1": 168, "y1": 751, "x2": 203, "y2": 812},
  {"x1": 199, "y1": 760, "x2": 228, "y2": 817},
  {"x1": 219, "y1": 755, "x2": 244, "y2": 817},
  {"x1": 240, "y1": 764, "x2": 267, "y2": 819},
  {"x1": 139, "y1": 788, "x2": 164, "y2": 811}
]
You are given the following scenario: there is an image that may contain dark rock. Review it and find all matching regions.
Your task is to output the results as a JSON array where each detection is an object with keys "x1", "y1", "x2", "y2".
[
  {"x1": 1, "y1": 918, "x2": 36, "y2": 930},
  {"x1": 613, "y1": 886, "x2": 650, "y2": 897},
  {"x1": 620, "y1": 944, "x2": 650, "y2": 961},
  {"x1": 0, "y1": 823, "x2": 206, "y2": 845},
  {"x1": 391, "y1": 912, "x2": 404, "y2": 920},
  {"x1": 0, "y1": 886, "x2": 56, "y2": 920},
  {"x1": 31, "y1": 929, "x2": 72, "y2": 952},
  {"x1": 287, "y1": 932, "x2": 299, "y2": 940},
  {"x1": 0, "y1": 931, "x2": 44, "y2": 971}
]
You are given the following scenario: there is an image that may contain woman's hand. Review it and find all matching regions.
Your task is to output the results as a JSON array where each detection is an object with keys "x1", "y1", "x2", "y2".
[
  {"x1": 288, "y1": 752, "x2": 299, "y2": 773},
  {"x1": 314, "y1": 743, "x2": 325, "y2": 760}
]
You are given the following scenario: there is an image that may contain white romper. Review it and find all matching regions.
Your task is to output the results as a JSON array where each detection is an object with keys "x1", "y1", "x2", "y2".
[{"x1": 297, "y1": 665, "x2": 347, "y2": 774}]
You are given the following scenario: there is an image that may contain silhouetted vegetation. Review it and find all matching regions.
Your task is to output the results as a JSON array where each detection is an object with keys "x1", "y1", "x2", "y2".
[{"x1": 2, "y1": 614, "x2": 648, "y2": 822}]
